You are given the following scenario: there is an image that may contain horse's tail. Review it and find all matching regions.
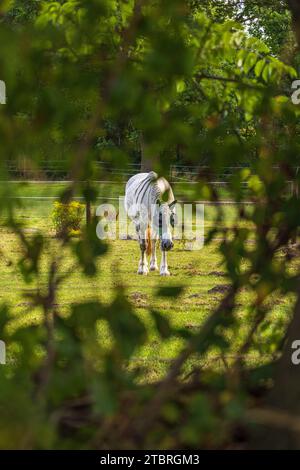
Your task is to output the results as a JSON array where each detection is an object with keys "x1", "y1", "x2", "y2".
[{"x1": 146, "y1": 226, "x2": 152, "y2": 256}]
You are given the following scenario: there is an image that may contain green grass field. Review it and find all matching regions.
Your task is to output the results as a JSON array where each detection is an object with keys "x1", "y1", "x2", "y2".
[{"x1": 0, "y1": 182, "x2": 294, "y2": 380}]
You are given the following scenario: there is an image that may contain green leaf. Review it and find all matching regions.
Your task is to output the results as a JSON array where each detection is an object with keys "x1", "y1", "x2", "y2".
[
  {"x1": 254, "y1": 59, "x2": 265, "y2": 78},
  {"x1": 150, "y1": 310, "x2": 172, "y2": 339},
  {"x1": 103, "y1": 292, "x2": 147, "y2": 358}
]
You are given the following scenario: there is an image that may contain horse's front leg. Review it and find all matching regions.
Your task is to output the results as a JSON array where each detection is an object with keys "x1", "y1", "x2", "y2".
[
  {"x1": 149, "y1": 237, "x2": 158, "y2": 271},
  {"x1": 137, "y1": 239, "x2": 149, "y2": 275},
  {"x1": 160, "y1": 250, "x2": 170, "y2": 276}
]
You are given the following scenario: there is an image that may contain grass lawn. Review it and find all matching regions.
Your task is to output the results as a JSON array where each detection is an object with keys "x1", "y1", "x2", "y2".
[{"x1": 0, "y1": 182, "x2": 295, "y2": 381}]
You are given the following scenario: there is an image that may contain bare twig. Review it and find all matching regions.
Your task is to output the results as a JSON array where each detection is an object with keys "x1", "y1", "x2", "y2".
[{"x1": 35, "y1": 259, "x2": 58, "y2": 399}]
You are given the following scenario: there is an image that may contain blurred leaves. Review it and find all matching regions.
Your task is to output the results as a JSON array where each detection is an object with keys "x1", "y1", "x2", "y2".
[
  {"x1": 150, "y1": 310, "x2": 172, "y2": 339},
  {"x1": 73, "y1": 220, "x2": 108, "y2": 276},
  {"x1": 18, "y1": 233, "x2": 44, "y2": 283}
]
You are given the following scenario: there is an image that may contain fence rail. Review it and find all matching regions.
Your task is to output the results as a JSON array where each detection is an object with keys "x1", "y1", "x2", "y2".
[
  {"x1": 5, "y1": 161, "x2": 300, "y2": 182},
  {"x1": 3, "y1": 196, "x2": 256, "y2": 205}
]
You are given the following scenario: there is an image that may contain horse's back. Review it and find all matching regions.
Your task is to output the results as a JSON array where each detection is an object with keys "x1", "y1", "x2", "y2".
[
  {"x1": 125, "y1": 172, "x2": 157, "y2": 213},
  {"x1": 125, "y1": 173, "x2": 149, "y2": 193}
]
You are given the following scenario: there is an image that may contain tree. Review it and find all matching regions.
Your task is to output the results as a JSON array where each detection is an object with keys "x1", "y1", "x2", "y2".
[{"x1": 248, "y1": 0, "x2": 300, "y2": 449}]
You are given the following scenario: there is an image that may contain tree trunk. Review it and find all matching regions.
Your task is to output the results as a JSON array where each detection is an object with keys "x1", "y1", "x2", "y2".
[
  {"x1": 86, "y1": 200, "x2": 91, "y2": 226},
  {"x1": 140, "y1": 133, "x2": 154, "y2": 172},
  {"x1": 251, "y1": 285, "x2": 300, "y2": 448},
  {"x1": 288, "y1": 0, "x2": 300, "y2": 45}
]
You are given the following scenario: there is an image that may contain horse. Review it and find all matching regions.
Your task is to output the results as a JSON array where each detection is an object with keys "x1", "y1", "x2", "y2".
[{"x1": 124, "y1": 171, "x2": 177, "y2": 276}]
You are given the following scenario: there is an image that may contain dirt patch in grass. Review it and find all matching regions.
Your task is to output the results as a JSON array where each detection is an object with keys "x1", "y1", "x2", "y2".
[
  {"x1": 128, "y1": 292, "x2": 148, "y2": 307},
  {"x1": 186, "y1": 323, "x2": 202, "y2": 330},
  {"x1": 208, "y1": 284, "x2": 231, "y2": 294},
  {"x1": 188, "y1": 293, "x2": 200, "y2": 299},
  {"x1": 209, "y1": 271, "x2": 227, "y2": 277}
]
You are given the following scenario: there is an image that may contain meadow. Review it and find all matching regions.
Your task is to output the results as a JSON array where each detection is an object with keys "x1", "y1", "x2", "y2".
[{"x1": 0, "y1": 181, "x2": 294, "y2": 381}]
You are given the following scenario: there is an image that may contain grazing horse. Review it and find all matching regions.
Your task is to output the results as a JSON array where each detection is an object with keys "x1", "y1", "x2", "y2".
[{"x1": 125, "y1": 171, "x2": 177, "y2": 276}]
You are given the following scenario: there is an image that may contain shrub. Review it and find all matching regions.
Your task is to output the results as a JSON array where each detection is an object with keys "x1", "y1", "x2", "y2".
[{"x1": 52, "y1": 201, "x2": 85, "y2": 236}]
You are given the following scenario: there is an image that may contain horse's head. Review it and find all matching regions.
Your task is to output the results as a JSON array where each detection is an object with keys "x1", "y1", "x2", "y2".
[{"x1": 155, "y1": 199, "x2": 177, "y2": 251}]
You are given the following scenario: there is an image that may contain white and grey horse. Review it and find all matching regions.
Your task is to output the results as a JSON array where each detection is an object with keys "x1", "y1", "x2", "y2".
[{"x1": 124, "y1": 171, "x2": 177, "y2": 276}]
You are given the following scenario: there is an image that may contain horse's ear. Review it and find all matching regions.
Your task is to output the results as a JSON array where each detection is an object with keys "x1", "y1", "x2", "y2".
[{"x1": 169, "y1": 200, "x2": 177, "y2": 209}]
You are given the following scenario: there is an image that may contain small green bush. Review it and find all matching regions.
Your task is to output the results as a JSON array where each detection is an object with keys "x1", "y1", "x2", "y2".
[{"x1": 52, "y1": 201, "x2": 85, "y2": 236}]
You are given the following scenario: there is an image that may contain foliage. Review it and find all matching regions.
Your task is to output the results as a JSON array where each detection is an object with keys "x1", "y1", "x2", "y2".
[
  {"x1": 0, "y1": 0, "x2": 299, "y2": 450},
  {"x1": 190, "y1": 0, "x2": 292, "y2": 55},
  {"x1": 52, "y1": 201, "x2": 85, "y2": 236}
]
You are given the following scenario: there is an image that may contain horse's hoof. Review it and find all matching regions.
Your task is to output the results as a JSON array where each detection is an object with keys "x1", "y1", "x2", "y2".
[
  {"x1": 137, "y1": 269, "x2": 148, "y2": 275},
  {"x1": 160, "y1": 270, "x2": 170, "y2": 276},
  {"x1": 150, "y1": 264, "x2": 158, "y2": 271}
]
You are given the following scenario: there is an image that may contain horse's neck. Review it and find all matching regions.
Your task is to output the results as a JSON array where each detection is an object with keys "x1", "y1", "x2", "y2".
[
  {"x1": 149, "y1": 182, "x2": 160, "y2": 206},
  {"x1": 156, "y1": 177, "x2": 174, "y2": 204}
]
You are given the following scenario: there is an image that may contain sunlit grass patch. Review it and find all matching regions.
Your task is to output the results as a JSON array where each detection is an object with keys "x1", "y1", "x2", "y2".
[{"x1": 0, "y1": 221, "x2": 294, "y2": 380}]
